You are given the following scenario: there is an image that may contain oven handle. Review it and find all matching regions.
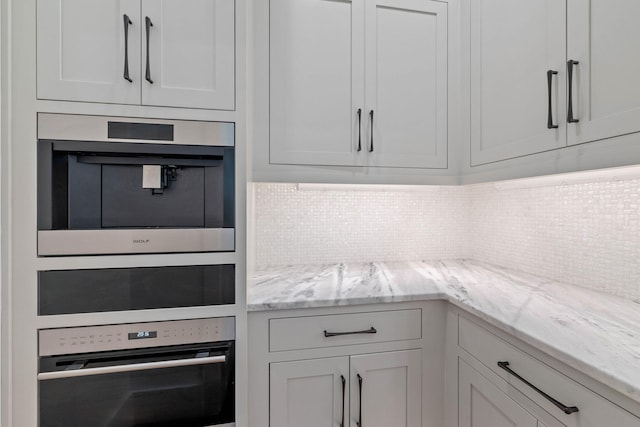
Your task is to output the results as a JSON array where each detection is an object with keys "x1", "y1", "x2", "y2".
[{"x1": 38, "y1": 354, "x2": 226, "y2": 381}]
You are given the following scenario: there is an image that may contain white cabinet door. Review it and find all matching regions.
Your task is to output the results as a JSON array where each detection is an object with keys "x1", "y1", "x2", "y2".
[
  {"x1": 141, "y1": 0, "x2": 235, "y2": 110},
  {"x1": 270, "y1": 357, "x2": 349, "y2": 427},
  {"x1": 37, "y1": 0, "x2": 141, "y2": 104},
  {"x1": 269, "y1": 0, "x2": 365, "y2": 166},
  {"x1": 469, "y1": 0, "x2": 566, "y2": 166},
  {"x1": 365, "y1": 0, "x2": 448, "y2": 169},
  {"x1": 459, "y1": 359, "x2": 538, "y2": 427},
  {"x1": 567, "y1": 0, "x2": 640, "y2": 146},
  {"x1": 350, "y1": 350, "x2": 422, "y2": 427}
]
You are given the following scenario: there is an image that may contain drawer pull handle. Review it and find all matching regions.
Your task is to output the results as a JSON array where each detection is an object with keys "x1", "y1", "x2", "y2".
[
  {"x1": 497, "y1": 361, "x2": 579, "y2": 415},
  {"x1": 323, "y1": 327, "x2": 377, "y2": 338},
  {"x1": 122, "y1": 14, "x2": 133, "y2": 82},
  {"x1": 145, "y1": 16, "x2": 154, "y2": 84},
  {"x1": 567, "y1": 60, "x2": 580, "y2": 123},
  {"x1": 357, "y1": 108, "x2": 362, "y2": 152}
]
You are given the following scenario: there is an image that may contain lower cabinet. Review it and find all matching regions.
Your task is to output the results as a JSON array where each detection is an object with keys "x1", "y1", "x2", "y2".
[
  {"x1": 458, "y1": 358, "x2": 538, "y2": 427},
  {"x1": 270, "y1": 349, "x2": 422, "y2": 427}
]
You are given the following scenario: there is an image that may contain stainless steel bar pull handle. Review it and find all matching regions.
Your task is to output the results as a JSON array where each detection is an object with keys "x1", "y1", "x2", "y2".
[
  {"x1": 547, "y1": 70, "x2": 558, "y2": 129},
  {"x1": 145, "y1": 16, "x2": 154, "y2": 84},
  {"x1": 497, "y1": 361, "x2": 579, "y2": 415},
  {"x1": 123, "y1": 14, "x2": 133, "y2": 82},
  {"x1": 324, "y1": 327, "x2": 377, "y2": 338},
  {"x1": 340, "y1": 375, "x2": 346, "y2": 427},
  {"x1": 356, "y1": 373, "x2": 363, "y2": 427},
  {"x1": 38, "y1": 355, "x2": 226, "y2": 380},
  {"x1": 567, "y1": 60, "x2": 579, "y2": 123}
]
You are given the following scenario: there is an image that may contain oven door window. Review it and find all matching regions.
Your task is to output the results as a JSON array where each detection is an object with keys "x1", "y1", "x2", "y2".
[{"x1": 39, "y1": 345, "x2": 234, "y2": 427}]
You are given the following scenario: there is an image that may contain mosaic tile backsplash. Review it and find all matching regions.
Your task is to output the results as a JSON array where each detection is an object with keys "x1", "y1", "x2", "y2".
[
  {"x1": 253, "y1": 184, "x2": 471, "y2": 267},
  {"x1": 252, "y1": 176, "x2": 640, "y2": 301}
]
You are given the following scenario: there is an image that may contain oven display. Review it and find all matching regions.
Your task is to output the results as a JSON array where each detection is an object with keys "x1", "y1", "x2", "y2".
[{"x1": 128, "y1": 331, "x2": 158, "y2": 340}]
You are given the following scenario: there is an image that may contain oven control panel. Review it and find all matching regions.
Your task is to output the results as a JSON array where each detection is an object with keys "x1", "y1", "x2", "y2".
[{"x1": 38, "y1": 317, "x2": 235, "y2": 356}]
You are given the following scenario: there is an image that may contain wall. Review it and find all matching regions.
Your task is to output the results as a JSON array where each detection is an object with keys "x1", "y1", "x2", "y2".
[
  {"x1": 252, "y1": 183, "x2": 470, "y2": 267},
  {"x1": 252, "y1": 170, "x2": 640, "y2": 302},
  {"x1": 469, "y1": 177, "x2": 640, "y2": 301}
]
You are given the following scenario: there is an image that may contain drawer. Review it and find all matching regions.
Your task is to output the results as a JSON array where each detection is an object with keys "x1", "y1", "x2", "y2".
[
  {"x1": 458, "y1": 316, "x2": 640, "y2": 427},
  {"x1": 269, "y1": 308, "x2": 421, "y2": 352}
]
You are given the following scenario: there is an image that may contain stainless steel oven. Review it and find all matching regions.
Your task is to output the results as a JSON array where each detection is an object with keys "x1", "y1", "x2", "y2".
[
  {"x1": 37, "y1": 113, "x2": 235, "y2": 256},
  {"x1": 38, "y1": 317, "x2": 235, "y2": 427}
]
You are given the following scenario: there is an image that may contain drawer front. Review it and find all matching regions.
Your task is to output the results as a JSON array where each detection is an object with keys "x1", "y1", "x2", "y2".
[
  {"x1": 269, "y1": 309, "x2": 422, "y2": 352},
  {"x1": 458, "y1": 316, "x2": 640, "y2": 427}
]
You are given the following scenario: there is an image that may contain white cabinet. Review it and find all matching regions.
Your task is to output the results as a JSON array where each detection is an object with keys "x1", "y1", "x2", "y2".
[
  {"x1": 468, "y1": 0, "x2": 567, "y2": 166},
  {"x1": 458, "y1": 359, "x2": 538, "y2": 427},
  {"x1": 450, "y1": 313, "x2": 640, "y2": 427},
  {"x1": 467, "y1": 0, "x2": 640, "y2": 169},
  {"x1": 566, "y1": 0, "x2": 640, "y2": 146},
  {"x1": 270, "y1": 0, "x2": 448, "y2": 169},
  {"x1": 37, "y1": 0, "x2": 235, "y2": 110},
  {"x1": 270, "y1": 350, "x2": 422, "y2": 427},
  {"x1": 270, "y1": 357, "x2": 349, "y2": 427}
]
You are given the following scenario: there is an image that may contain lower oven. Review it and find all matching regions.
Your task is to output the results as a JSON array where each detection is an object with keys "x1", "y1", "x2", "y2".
[{"x1": 38, "y1": 318, "x2": 235, "y2": 427}]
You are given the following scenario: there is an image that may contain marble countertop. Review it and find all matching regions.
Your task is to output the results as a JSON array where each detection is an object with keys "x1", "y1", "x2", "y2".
[{"x1": 248, "y1": 260, "x2": 640, "y2": 404}]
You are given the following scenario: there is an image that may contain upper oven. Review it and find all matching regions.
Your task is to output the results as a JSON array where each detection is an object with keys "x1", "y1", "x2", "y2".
[{"x1": 37, "y1": 114, "x2": 235, "y2": 256}]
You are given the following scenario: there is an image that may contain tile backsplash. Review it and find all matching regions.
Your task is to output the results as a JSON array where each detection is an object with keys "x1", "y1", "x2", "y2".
[
  {"x1": 252, "y1": 175, "x2": 640, "y2": 301},
  {"x1": 252, "y1": 183, "x2": 470, "y2": 267}
]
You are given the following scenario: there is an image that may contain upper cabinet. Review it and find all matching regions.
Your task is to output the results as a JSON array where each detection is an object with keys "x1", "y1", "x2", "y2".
[
  {"x1": 566, "y1": 0, "x2": 640, "y2": 146},
  {"x1": 467, "y1": 0, "x2": 640, "y2": 168},
  {"x1": 468, "y1": 0, "x2": 567, "y2": 166},
  {"x1": 37, "y1": 0, "x2": 235, "y2": 110},
  {"x1": 269, "y1": 0, "x2": 448, "y2": 170}
]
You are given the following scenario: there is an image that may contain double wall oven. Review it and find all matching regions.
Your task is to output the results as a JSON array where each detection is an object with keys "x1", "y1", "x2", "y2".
[{"x1": 36, "y1": 114, "x2": 237, "y2": 427}]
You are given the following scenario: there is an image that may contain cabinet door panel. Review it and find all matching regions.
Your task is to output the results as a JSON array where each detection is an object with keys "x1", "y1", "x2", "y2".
[
  {"x1": 366, "y1": 0, "x2": 448, "y2": 169},
  {"x1": 270, "y1": 357, "x2": 349, "y2": 427},
  {"x1": 567, "y1": 0, "x2": 640, "y2": 145},
  {"x1": 142, "y1": 0, "x2": 235, "y2": 110},
  {"x1": 270, "y1": 0, "x2": 364, "y2": 166},
  {"x1": 459, "y1": 359, "x2": 538, "y2": 427},
  {"x1": 350, "y1": 349, "x2": 421, "y2": 427},
  {"x1": 37, "y1": 0, "x2": 141, "y2": 104},
  {"x1": 469, "y1": 0, "x2": 566, "y2": 165}
]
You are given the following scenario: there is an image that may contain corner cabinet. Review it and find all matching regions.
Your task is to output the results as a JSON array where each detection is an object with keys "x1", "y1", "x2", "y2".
[
  {"x1": 269, "y1": 0, "x2": 448, "y2": 169},
  {"x1": 37, "y1": 0, "x2": 235, "y2": 110}
]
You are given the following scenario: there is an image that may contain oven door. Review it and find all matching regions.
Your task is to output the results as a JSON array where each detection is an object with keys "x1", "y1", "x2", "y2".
[{"x1": 38, "y1": 342, "x2": 235, "y2": 427}]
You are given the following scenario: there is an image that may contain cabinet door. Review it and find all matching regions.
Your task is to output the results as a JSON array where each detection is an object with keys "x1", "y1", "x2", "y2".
[
  {"x1": 459, "y1": 359, "x2": 538, "y2": 427},
  {"x1": 567, "y1": 0, "x2": 640, "y2": 146},
  {"x1": 469, "y1": 0, "x2": 566, "y2": 165},
  {"x1": 270, "y1": 357, "x2": 349, "y2": 427},
  {"x1": 269, "y1": 0, "x2": 365, "y2": 166},
  {"x1": 141, "y1": 0, "x2": 235, "y2": 110},
  {"x1": 350, "y1": 350, "x2": 421, "y2": 427},
  {"x1": 37, "y1": 0, "x2": 141, "y2": 104},
  {"x1": 365, "y1": 0, "x2": 448, "y2": 169}
]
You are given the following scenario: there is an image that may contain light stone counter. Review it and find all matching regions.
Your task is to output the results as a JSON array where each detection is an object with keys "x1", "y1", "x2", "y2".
[{"x1": 248, "y1": 260, "x2": 640, "y2": 404}]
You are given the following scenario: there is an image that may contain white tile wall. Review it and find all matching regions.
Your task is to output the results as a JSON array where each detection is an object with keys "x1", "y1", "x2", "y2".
[
  {"x1": 252, "y1": 183, "x2": 470, "y2": 267},
  {"x1": 252, "y1": 176, "x2": 640, "y2": 301},
  {"x1": 469, "y1": 178, "x2": 640, "y2": 301}
]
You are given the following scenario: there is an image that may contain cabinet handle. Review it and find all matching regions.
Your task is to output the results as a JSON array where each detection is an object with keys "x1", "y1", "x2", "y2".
[
  {"x1": 340, "y1": 375, "x2": 346, "y2": 427},
  {"x1": 369, "y1": 110, "x2": 374, "y2": 152},
  {"x1": 357, "y1": 109, "x2": 362, "y2": 152},
  {"x1": 547, "y1": 70, "x2": 558, "y2": 129},
  {"x1": 356, "y1": 373, "x2": 363, "y2": 427},
  {"x1": 123, "y1": 14, "x2": 133, "y2": 83},
  {"x1": 323, "y1": 327, "x2": 377, "y2": 338},
  {"x1": 567, "y1": 60, "x2": 580, "y2": 123},
  {"x1": 145, "y1": 16, "x2": 154, "y2": 84},
  {"x1": 497, "y1": 361, "x2": 579, "y2": 415}
]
